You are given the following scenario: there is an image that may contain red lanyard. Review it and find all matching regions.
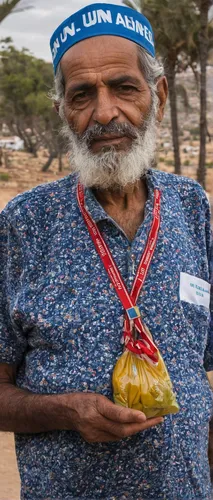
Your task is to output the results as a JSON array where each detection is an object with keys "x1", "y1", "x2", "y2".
[{"x1": 77, "y1": 183, "x2": 161, "y2": 363}]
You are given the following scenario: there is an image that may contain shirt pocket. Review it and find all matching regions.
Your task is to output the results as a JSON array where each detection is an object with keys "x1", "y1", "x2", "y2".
[
  {"x1": 180, "y1": 300, "x2": 210, "y2": 358},
  {"x1": 179, "y1": 272, "x2": 210, "y2": 348},
  {"x1": 179, "y1": 272, "x2": 210, "y2": 309}
]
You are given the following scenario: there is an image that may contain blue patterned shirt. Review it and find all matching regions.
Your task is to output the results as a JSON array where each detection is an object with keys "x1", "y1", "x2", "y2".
[{"x1": 0, "y1": 169, "x2": 213, "y2": 500}]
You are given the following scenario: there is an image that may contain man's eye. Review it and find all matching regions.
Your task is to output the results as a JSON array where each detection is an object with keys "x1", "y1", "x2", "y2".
[
  {"x1": 117, "y1": 85, "x2": 137, "y2": 92},
  {"x1": 72, "y1": 92, "x2": 87, "y2": 102}
]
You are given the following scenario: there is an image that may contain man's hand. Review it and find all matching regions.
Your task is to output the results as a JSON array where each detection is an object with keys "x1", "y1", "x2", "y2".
[
  {"x1": 0, "y1": 364, "x2": 163, "y2": 436},
  {"x1": 65, "y1": 393, "x2": 163, "y2": 443}
]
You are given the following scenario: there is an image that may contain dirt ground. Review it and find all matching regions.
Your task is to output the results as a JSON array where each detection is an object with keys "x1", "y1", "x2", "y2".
[
  {"x1": 0, "y1": 433, "x2": 20, "y2": 500},
  {"x1": 0, "y1": 149, "x2": 71, "y2": 212}
]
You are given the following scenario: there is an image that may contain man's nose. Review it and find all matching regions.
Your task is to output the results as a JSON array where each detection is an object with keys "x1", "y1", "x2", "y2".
[{"x1": 92, "y1": 88, "x2": 119, "y2": 125}]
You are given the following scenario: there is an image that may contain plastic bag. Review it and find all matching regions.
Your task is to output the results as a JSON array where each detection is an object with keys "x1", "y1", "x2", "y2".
[{"x1": 112, "y1": 349, "x2": 179, "y2": 418}]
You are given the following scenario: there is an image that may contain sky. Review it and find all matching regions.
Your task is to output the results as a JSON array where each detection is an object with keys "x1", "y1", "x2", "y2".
[
  {"x1": 0, "y1": 0, "x2": 124, "y2": 62},
  {"x1": 1, "y1": 1, "x2": 213, "y2": 64}
]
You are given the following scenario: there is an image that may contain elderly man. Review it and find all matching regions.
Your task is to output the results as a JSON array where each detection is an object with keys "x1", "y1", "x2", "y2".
[{"x1": 0, "y1": 3, "x2": 212, "y2": 499}]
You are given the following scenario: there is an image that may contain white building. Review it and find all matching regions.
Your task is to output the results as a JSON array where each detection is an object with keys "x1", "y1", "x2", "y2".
[{"x1": 0, "y1": 136, "x2": 24, "y2": 151}]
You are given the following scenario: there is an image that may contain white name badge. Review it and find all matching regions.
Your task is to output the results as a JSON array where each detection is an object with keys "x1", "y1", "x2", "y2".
[{"x1": 179, "y1": 272, "x2": 210, "y2": 309}]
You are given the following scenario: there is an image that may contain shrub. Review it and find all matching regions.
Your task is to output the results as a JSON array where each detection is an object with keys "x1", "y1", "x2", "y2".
[
  {"x1": 0, "y1": 173, "x2": 9, "y2": 181},
  {"x1": 190, "y1": 127, "x2": 199, "y2": 135}
]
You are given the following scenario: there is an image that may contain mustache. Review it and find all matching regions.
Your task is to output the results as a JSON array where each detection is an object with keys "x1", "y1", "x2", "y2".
[{"x1": 79, "y1": 122, "x2": 141, "y2": 147}]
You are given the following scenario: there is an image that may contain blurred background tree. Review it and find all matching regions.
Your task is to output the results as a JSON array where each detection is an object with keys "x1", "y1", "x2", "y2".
[
  {"x1": 196, "y1": 0, "x2": 212, "y2": 188},
  {"x1": 123, "y1": 0, "x2": 213, "y2": 188},
  {"x1": 0, "y1": 39, "x2": 66, "y2": 171},
  {"x1": 0, "y1": 1, "x2": 212, "y2": 182},
  {"x1": 0, "y1": 0, "x2": 31, "y2": 24}
]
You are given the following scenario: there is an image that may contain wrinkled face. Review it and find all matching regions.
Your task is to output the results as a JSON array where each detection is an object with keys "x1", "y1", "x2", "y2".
[
  {"x1": 60, "y1": 36, "x2": 153, "y2": 153},
  {"x1": 59, "y1": 36, "x2": 167, "y2": 189}
]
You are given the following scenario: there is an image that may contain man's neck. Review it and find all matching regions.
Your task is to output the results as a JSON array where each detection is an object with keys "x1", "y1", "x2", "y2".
[
  {"x1": 93, "y1": 179, "x2": 148, "y2": 241},
  {"x1": 93, "y1": 179, "x2": 148, "y2": 212}
]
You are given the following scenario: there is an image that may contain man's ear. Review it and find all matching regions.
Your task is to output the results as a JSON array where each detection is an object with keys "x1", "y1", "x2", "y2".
[
  {"x1": 54, "y1": 101, "x2": 60, "y2": 114},
  {"x1": 156, "y1": 76, "x2": 168, "y2": 122}
]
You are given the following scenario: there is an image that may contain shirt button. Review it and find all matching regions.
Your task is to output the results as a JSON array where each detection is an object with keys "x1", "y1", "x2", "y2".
[{"x1": 131, "y1": 254, "x2": 136, "y2": 273}]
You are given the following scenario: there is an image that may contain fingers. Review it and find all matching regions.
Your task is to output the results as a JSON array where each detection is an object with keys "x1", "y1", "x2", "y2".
[
  {"x1": 139, "y1": 417, "x2": 164, "y2": 431},
  {"x1": 98, "y1": 398, "x2": 147, "y2": 424},
  {"x1": 81, "y1": 416, "x2": 164, "y2": 443},
  {"x1": 68, "y1": 394, "x2": 164, "y2": 444},
  {"x1": 103, "y1": 416, "x2": 164, "y2": 440}
]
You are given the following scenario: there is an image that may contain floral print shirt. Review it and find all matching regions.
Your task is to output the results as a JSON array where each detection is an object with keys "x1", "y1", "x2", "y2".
[{"x1": 0, "y1": 169, "x2": 212, "y2": 500}]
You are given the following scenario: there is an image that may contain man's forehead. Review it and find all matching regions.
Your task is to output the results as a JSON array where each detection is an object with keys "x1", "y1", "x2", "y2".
[{"x1": 61, "y1": 35, "x2": 139, "y2": 77}]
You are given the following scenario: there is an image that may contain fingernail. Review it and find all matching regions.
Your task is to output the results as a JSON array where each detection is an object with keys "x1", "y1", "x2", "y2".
[{"x1": 138, "y1": 414, "x2": 146, "y2": 421}]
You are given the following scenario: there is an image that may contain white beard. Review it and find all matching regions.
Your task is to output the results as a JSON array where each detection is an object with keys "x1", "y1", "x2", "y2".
[{"x1": 60, "y1": 97, "x2": 158, "y2": 190}]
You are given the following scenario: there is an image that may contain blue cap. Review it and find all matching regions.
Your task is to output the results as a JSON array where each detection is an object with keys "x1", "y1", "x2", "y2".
[{"x1": 50, "y1": 3, "x2": 155, "y2": 74}]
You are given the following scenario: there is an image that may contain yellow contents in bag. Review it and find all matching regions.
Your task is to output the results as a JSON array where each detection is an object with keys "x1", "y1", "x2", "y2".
[{"x1": 112, "y1": 349, "x2": 179, "y2": 418}]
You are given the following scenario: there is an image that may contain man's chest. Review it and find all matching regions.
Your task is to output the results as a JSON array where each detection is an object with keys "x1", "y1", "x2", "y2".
[
  {"x1": 14, "y1": 202, "x2": 211, "y2": 398},
  {"x1": 15, "y1": 206, "x2": 209, "y2": 355}
]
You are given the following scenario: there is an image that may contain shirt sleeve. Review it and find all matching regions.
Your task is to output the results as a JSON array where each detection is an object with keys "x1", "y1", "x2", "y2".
[
  {"x1": 204, "y1": 234, "x2": 213, "y2": 371},
  {"x1": 0, "y1": 210, "x2": 27, "y2": 364}
]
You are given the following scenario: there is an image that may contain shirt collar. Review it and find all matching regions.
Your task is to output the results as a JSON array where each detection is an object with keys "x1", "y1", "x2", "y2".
[{"x1": 84, "y1": 186, "x2": 109, "y2": 223}]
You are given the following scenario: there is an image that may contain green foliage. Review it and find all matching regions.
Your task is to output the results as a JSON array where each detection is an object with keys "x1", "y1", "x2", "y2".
[
  {"x1": 124, "y1": 1, "x2": 213, "y2": 77},
  {"x1": 123, "y1": 0, "x2": 213, "y2": 186},
  {"x1": 0, "y1": 1, "x2": 21, "y2": 23},
  {"x1": 184, "y1": 160, "x2": 190, "y2": 166},
  {"x1": 0, "y1": 172, "x2": 10, "y2": 181},
  {"x1": 0, "y1": 1, "x2": 32, "y2": 24},
  {"x1": 165, "y1": 159, "x2": 174, "y2": 166},
  {"x1": 190, "y1": 127, "x2": 200, "y2": 135},
  {"x1": 0, "y1": 42, "x2": 53, "y2": 118},
  {"x1": 123, "y1": 0, "x2": 199, "y2": 63},
  {"x1": 0, "y1": 39, "x2": 64, "y2": 170}
]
